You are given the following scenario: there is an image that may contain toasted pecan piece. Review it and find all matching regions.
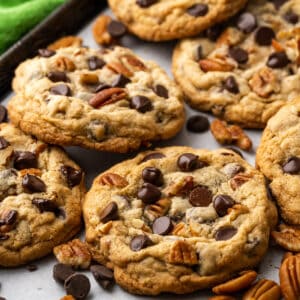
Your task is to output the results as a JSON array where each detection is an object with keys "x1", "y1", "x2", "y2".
[
  {"x1": 168, "y1": 240, "x2": 198, "y2": 265},
  {"x1": 48, "y1": 36, "x2": 82, "y2": 50},
  {"x1": 55, "y1": 56, "x2": 76, "y2": 72},
  {"x1": 89, "y1": 88, "x2": 127, "y2": 108},
  {"x1": 242, "y1": 279, "x2": 281, "y2": 300},
  {"x1": 199, "y1": 59, "x2": 234, "y2": 72},
  {"x1": 99, "y1": 172, "x2": 128, "y2": 188},
  {"x1": 230, "y1": 173, "x2": 253, "y2": 190},
  {"x1": 144, "y1": 198, "x2": 171, "y2": 222},
  {"x1": 93, "y1": 15, "x2": 114, "y2": 46},
  {"x1": 272, "y1": 223, "x2": 300, "y2": 252},
  {"x1": 107, "y1": 61, "x2": 133, "y2": 77}
]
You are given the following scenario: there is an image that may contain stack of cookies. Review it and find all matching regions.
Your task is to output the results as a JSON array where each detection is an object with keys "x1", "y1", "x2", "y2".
[{"x1": 1, "y1": 0, "x2": 300, "y2": 299}]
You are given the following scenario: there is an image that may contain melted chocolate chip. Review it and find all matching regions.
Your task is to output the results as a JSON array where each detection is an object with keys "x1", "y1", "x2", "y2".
[
  {"x1": 267, "y1": 52, "x2": 290, "y2": 68},
  {"x1": 223, "y1": 76, "x2": 239, "y2": 94},
  {"x1": 187, "y1": 4, "x2": 209, "y2": 17},
  {"x1": 0, "y1": 137, "x2": 9, "y2": 150},
  {"x1": 99, "y1": 202, "x2": 118, "y2": 223},
  {"x1": 88, "y1": 56, "x2": 106, "y2": 70},
  {"x1": 215, "y1": 226, "x2": 237, "y2": 241},
  {"x1": 112, "y1": 74, "x2": 131, "y2": 88},
  {"x1": 32, "y1": 198, "x2": 58, "y2": 213},
  {"x1": 0, "y1": 105, "x2": 7, "y2": 123},
  {"x1": 130, "y1": 95, "x2": 153, "y2": 113},
  {"x1": 229, "y1": 47, "x2": 249, "y2": 64},
  {"x1": 130, "y1": 235, "x2": 153, "y2": 251},
  {"x1": 14, "y1": 151, "x2": 37, "y2": 170},
  {"x1": 186, "y1": 115, "x2": 210, "y2": 133},
  {"x1": 90, "y1": 265, "x2": 114, "y2": 289},
  {"x1": 107, "y1": 20, "x2": 127, "y2": 38},
  {"x1": 152, "y1": 216, "x2": 173, "y2": 235},
  {"x1": 60, "y1": 165, "x2": 83, "y2": 188},
  {"x1": 47, "y1": 71, "x2": 69, "y2": 83},
  {"x1": 141, "y1": 152, "x2": 166, "y2": 163},
  {"x1": 282, "y1": 157, "x2": 300, "y2": 174},
  {"x1": 153, "y1": 85, "x2": 169, "y2": 98},
  {"x1": 38, "y1": 48, "x2": 56, "y2": 57},
  {"x1": 189, "y1": 186, "x2": 213, "y2": 207},
  {"x1": 136, "y1": 0, "x2": 157, "y2": 7},
  {"x1": 3, "y1": 210, "x2": 18, "y2": 225},
  {"x1": 177, "y1": 153, "x2": 205, "y2": 172},
  {"x1": 22, "y1": 174, "x2": 46, "y2": 193},
  {"x1": 64, "y1": 273, "x2": 90, "y2": 300},
  {"x1": 50, "y1": 84, "x2": 71, "y2": 96},
  {"x1": 142, "y1": 167, "x2": 163, "y2": 186},
  {"x1": 236, "y1": 12, "x2": 257, "y2": 33},
  {"x1": 284, "y1": 11, "x2": 299, "y2": 24},
  {"x1": 213, "y1": 195, "x2": 235, "y2": 217},
  {"x1": 53, "y1": 263, "x2": 75, "y2": 283},
  {"x1": 255, "y1": 26, "x2": 275, "y2": 46},
  {"x1": 137, "y1": 183, "x2": 161, "y2": 204}
]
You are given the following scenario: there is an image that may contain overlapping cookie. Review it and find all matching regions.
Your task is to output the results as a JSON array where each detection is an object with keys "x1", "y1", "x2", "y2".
[
  {"x1": 8, "y1": 46, "x2": 185, "y2": 153},
  {"x1": 257, "y1": 97, "x2": 300, "y2": 225},
  {"x1": 0, "y1": 122, "x2": 84, "y2": 267},
  {"x1": 173, "y1": 0, "x2": 300, "y2": 128},
  {"x1": 83, "y1": 146, "x2": 277, "y2": 295},
  {"x1": 108, "y1": 0, "x2": 248, "y2": 41}
]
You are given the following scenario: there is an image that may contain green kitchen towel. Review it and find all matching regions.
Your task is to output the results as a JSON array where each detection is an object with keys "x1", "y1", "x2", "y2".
[{"x1": 0, "y1": 0, "x2": 66, "y2": 55}]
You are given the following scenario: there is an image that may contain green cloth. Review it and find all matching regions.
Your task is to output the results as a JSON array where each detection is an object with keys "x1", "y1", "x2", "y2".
[{"x1": 0, "y1": 0, "x2": 66, "y2": 55}]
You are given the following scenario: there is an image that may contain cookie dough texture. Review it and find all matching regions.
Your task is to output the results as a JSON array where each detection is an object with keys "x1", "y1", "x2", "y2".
[
  {"x1": 0, "y1": 123, "x2": 84, "y2": 267},
  {"x1": 84, "y1": 146, "x2": 277, "y2": 295},
  {"x1": 257, "y1": 98, "x2": 300, "y2": 225},
  {"x1": 172, "y1": 0, "x2": 300, "y2": 128},
  {"x1": 108, "y1": 0, "x2": 248, "y2": 41},
  {"x1": 8, "y1": 46, "x2": 185, "y2": 153}
]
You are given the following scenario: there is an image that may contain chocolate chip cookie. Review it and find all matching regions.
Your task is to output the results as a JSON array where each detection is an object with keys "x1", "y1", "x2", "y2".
[
  {"x1": 108, "y1": 0, "x2": 248, "y2": 41},
  {"x1": 257, "y1": 97, "x2": 300, "y2": 225},
  {"x1": 172, "y1": 0, "x2": 300, "y2": 128},
  {"x1": 8, "y1": 46, "x2": 185, "y2": 153},
  {"x1": 83, "y1": 146, "x2": 277, "y2": 295},
  {"x1": 0, "y1": 123, "x2": 84, "y2": 267}
]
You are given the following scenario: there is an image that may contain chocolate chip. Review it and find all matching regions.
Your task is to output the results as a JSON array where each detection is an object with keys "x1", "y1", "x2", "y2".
[
  {"x1": 215, "y1": 226, "x2": 237, "y2": 241},
  {"x1": 0, "y1": 234, "x2": 9, "y2": 241},
  {"x1": 195, "y1": 45, "x2": 203, "y2": 61},
  {"x1": 32, "y1": 198, "x2": 58, "y2": 213},
  {"x1": 205, "y1": 24, "x2": 223, "y2": 41},
  {"x1": 47, "y1": 71, "x2": 69, "y2": 83},
  {"x1": 153, "y1": 85, "x2": 169, "y2": 98},
  {"x1": 107, "y1": 20, "x2": 127, "y2": 38},
  {"x1": 186, "y1": 115, "x2": 210, "y2": 133},
  {"x1": 236, "y1": 12, "x2": 257, "y2": 33},
  {"x1": 229, "y1": 47, "x2": 248, "y2": 64},
  {"x1": 284, "y1": 11, "x2": 299, "y2": 24},
  {"x1": 187, "y1": 4, "x2": 209, "y2": 17},
  {"x1": 13, "y1": 151, "x2": 38, "y2": 170},
  {"x1": 255, "y1": 26, "x2": 275, "y2": 46},
  {"x1": 112, "y1": 74, "x2": 131, "y2": 88},
  {"x1": 99, "y1": 202, "x2": 118, "y2": 223},
  {"x1": 26, "y1": 264, "x2": 38, "y2": 272},
  {"x1": 189, "y1": 186, "x2": 213, "y2": 207},
  {"x1": 142, "y1": 167, "x2": 163, "y2": 186},
  {"x1": 4, "y1": 210, "x2": 17, "y2": 225},
  {"x1": 130, "y1": 235, "x2": 153, "y2": 251},
  {"x1": 271, "y1": 0, "x2": 288, "y2": 9},
  {"x1": 137, "y1": 183, "x2": 161, "y2": 204},
  {"x1": 94, "y1": 84, "x2": 112, "y2": 93},
  {"x1": 90, "y1": 265, "x2": 114, "y2": 289},
  {"x1": 38, "y1": 48, "x2": 56, "y2": 57},
  {"x1": 60, "y1": 165, "x2": 83, "y2": 188},
  {"x1": 136, "y1": 0, "x2": 157, "y2": 7},
  {"x1": 50, "y1": 84, "x2": 71, "y2": 96},
  {"x1": 152, "y1": 216, "x2": 173, "y2": 235},
  {"x1": 130, "y1": 95, "x2": 153, "y2": 113},
  {"x1": 0, "y1": 137, "x2": 9, "y2": 150},
  {"x1": 53, "y1": 263, "x2": 75, "y2": 284},
  {"x1": 64, "y1": 273, "x2": 90, "y2": 300},
  {"x1": 177, "y1": 153, "x2": 204, "y2": 172},
  {"x1": 213, "y1": 195, "x2": 235, "y2": 217},
  {"x1": 22, "y1": 174, "x2": 46, "y2": 193},
  {"x1": 223, "y1": 76, "x2": 240, "y2": 94},
  {"x1": 267, "y1": 52, "x2": 290, "y2": 68},
  {"x1": 141, "y1": 152, "x2": 165, "y2": 163},
  {"x1": 88, "y1": 56, "x2": 106, "y2": 70},
  {"x1": 282, "y1": 157, "x2": 300, "y2": 174},
  {"x1": 0, "y1": 105, "x2": 7, "y2": 123}
]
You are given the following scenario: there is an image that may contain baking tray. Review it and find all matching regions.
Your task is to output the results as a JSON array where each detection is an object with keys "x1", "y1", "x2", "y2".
[{"x1": 0, "y1": 0, "x2": 106, "y2": 96}]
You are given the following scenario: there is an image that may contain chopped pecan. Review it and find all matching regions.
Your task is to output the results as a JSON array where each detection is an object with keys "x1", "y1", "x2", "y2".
[
  {"x1": 243, "y1": 279, "x2": 281, "y2": 300},
  {"x1": 163, "y1": 176, "x2": 194, "y2": 196},
  {"x1": 107, "y1": 61, "x2": 133, "y2": 77},
  {"x1": 210, "y1": 119, "x2": 252, "y2": 151},
  {"x1": 168, "y1": 240, "x2": 198, "y2": 265},
  {"x1": 144, "y1": 198, "x2": 171, "y2": 222},
  {"x1": 89, "y1": 88, "x2": 127, "y2": 108},
  {"x1": 272, "y1": 39, "x2": 284, "y2": 52},
  {"x1": 171, "y1": 222, "x2": 187, "y2": 237},
  {"x1": 19, "y1": 168, "x2": 42, "y2": 177},
  {"x1": 79, "y1": 73, "x2": 99, "y2": 85},
  {"x1": 53, "y1": 239, "x2": 92, "y2": 269},
  {"x1": 92, "y1": 15, "x2": 114, "y2": 46},
  {"x1": 55, "y1": 56, "x2": 76, "y2": 72},
  {"x1": 272, "y1": 223, "x2": 300, "y2": 252},
  {"x1": 212, "y1": 270, "x2": 257, "y2": 294},
  {"x1": 122, "y1": 54, "x2": 147, "y2": 71},
  {"x1": 48, "y1": 36, "x2": 82, "y2": 51},
  {"x1": 98, "y1": 221, "x2": 113, "y2": 235},
  {"x1": 99, "y1": 172, "x2": 128, "y2": 188},
  {"x1": 230, "y1": 174, "x2": 252, "y2": 190},
  {"x1": 199, "y1": 59, "x2": 234, "y2": 72}
]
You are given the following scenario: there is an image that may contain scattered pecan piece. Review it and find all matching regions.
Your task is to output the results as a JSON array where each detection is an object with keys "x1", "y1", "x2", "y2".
[
  {"x1": 107, "y1": 61, "x2": 133, "y2": 77},
  {"x1": 55, "y1": 57, "x2": 76, "y2": 72},
  {"x1": 79, "y1": 73, "x2": 99, "y2": 85},
  {"x1": 210, "y1": 119, "x2": 252, "y2": 151},
  {"x1": 171, "y1": 222, "x2": 187, "y2": 237},
  {"x1": 272, "y1": 223, "x2": 300, "y2": 252},
  {"x1": 48, "y1": 36, "x2": 82, "y2": 51},
  {"x1": 98, "y1": 221, "x2": 113, "y2": 235},
  {"x1": 53, "y1": 239, "x2": 92, "y2": 269},
  {"x1": 163, "y1": 176, "x2": 194, "y2": 196},
  {"x1": 272, "y1": 39, "x2": 284, "y2": 52},
  {"x1": 89, "y1": 88, "x2": 127, "y2": 108},
  {"x1": 230, "y1": 174, "x2": 252, "y2": 190},
  {"x1": 99, "y1": 172, "x2": 128, "y2": 188},
  {"x1": 242, "y1": 279, "x2": 281, "y2": 300},
  {"x1": 122, "y1": 54, "x2": 147, "y2": 71},
  {"x1": 212, "y1": 270, "x2": 257, "y2": 294},
  {"x1": 199, "y1": 59, "x2": 234, "y2": 72},
  {"x1": 19, "y1": 168, "x2": 42, "y2": 177},
  {"x1": 92, "y1": 15, "x2": 114, "y2": 46},
  {"x1": 168, "y1": 240, "x2": 198, "y2": 265},
  {"x1": 144, "y1": 198, "x2": 171, "y2": 222}
]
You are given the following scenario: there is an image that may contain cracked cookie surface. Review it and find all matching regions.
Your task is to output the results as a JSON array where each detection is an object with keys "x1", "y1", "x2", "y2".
[
  {"x1": 83, "y1": 146, "x2": 277, "y2": 295},
  {"x1": 0, "y1": 123, "x2": 84, "y2": 267},
  {"x1": 257, "y1": 97, "x2": 300, "y2": 225},
  {"x1": 8, "y1": 46, "x2": 185, "y2": 153},
  {"x1": 172, "y1": 0, "x2": 300, "y2": 128}
]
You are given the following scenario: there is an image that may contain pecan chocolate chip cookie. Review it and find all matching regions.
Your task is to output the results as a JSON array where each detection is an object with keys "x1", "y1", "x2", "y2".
[
  {"x1": 83, "y1": 146, "x2": 277, "y2": 295},
  {"x1": 8, "y1": 46, "x2": 184, "y2": 153},
  {"x1": 257, "y1": 97, "x2": 300, "y2": 225},
  {"x1": 172, "y1": 0, "x2": 300, "y2": 128},
  {"x1": 108, "y1": 0, "x2": 248, "y2": 41},
  {"x1": 0, "y1": 123, "x2": 84, "y2": 267}
]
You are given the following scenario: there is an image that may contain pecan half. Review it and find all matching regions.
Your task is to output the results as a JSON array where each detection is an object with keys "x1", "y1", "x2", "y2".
[
  {"x1": 212, "y1": 270, "x2": 257, "y2": 294},
  {"x1": 243, "y1": 279, "x2": 281, "y2": 300},
  {"x1": 99, "y1": 172, "x2": 128, "y2": 188},
  {"x1": 122, "y1": 54, "x2": 147, "y2": 71},
  {"x1": 89, "y1": 88, "x2": 127, "y2": 108},
  {"x1": 107, "y1": 61, "x2": 133, "y2": 77},
  {"x1": 230, "y1": 174, "x2": 252, "y2": 190},
  {"x1": 92, "y1": 15, "x2": 114, "y2": 46},
  {"x1": 199, "y1": 59, "x2": 234, "y2": 72},
  {"x1": 79, "y1": 73, "x2": 99, "y2": 85},
  {"x1": 168, "y1": 240, "x2": 198, "y2": 265},
  {"x1": 55, "y1": 56, "x2": 76, "y2": 72},
  {"x1": 272, "y1": 223, "x2": 300, "y2": 252},
  {"x1": 144, "y1": 198, "x2": 171, "y2": 222},
  {"x1": 280, "y1": 254, "x2": 300, "y2": 300},
  {"x1": 210, "y1": 119, "x2": 252, "y2": 151},
  {"x1": 48, "y1": 36, "x2": 82, "y2": 51},
  {"x1": 53, "y1": 239, "x2": 92, "y2": 269}
]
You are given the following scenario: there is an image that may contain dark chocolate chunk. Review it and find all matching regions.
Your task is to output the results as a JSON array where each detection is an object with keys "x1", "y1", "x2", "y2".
[
  {"x1": 111, "y1": 74, "x2": 131, "y2": 88},
  {"x1": 152, "y1": 216, "x2": 173, "y2": 235},
  {"x1": 236, "y1": 12, "x2": 257, "y2": 33},
  {"x1": 0, "y1": 137, "x2": 9, "y2": 150},
  {"x1": 47, "y1": 71, "x2": 69, "y2": 83},
  {"x1": 32, "y1": 198, "x2": 58, "y2": 213},
  {"x1": 60, "y1": 165, "x2": 83, "y2": 188},
  {"x1": 130, "y1": 235, "x2": 153, "y2": 251},
  {"x1": 267, "y1": 52, "x2": 290, "y2": 68},
  {"x1": 282, "y1": 156, "x2": 300, "y2": 174},
  {"x1": 187, "y1": 4, "x2": 209, "y2": 17},
  {"x1": 130, "y1": 95, "x2": 153, "y2": 113},
  {"x1": 223, "y1": 76, "x2": 240, "y2": 94},
  {"x1": 136, "y1": 0, "x2": 157, "y2": 7},
  {"x1": 186, "y1": 115, "x2": 210, "y2": 133},
  {"x1": 53, "y1": 263, "x2": 75, "y2": 284},
  {"x1": 3, "y1": 210, "x2": 17, "y2": 225},
  {"x1": 215, "y1": 226, "x2": 237, "y2": 241},
  {"x1": 50, "y1": 84, "x2": 71, "y2": 96},
  {"x1": 229, "y1": 47, "x2": 249, "y2": 64},
  {"x1": 153, "y1": 85, "x2": 169, "y2": 98},
  {"x1": 254, "y1": 26, "x2": 275, "y2": 46},
  {"x1": 213, "y1": 195, "x2": 235, "y2": 217},
  {"x1": 88, "y1": 56, "x2": 106, "y2": 70},
  {"x1": 189, "y1": 186, "x2": 213, "y2": 207},
  {"x1": 38, "y1": 48, "x2": 56, "y2": 57},
  {"x1": 284, "y1": 11, "x2": 299, "y2": 24},
  {"x1": 64, "y1": 273, "x2": 90, "y2": 300},
  {"x1": 141, "y1": 152, "x2": 166, "y2": 163},
  {"x1": 22, "y1": 174, "x2": 46, "y2": 193},
  {"x1": 142, "y1": 167, "x2": 163, "y2": 186},
  {"x1": 99, "y1": 202, "x2": 118, "y2": 223},
  {"x1": 0, "y1": 105, "x2": 7, "y2": 123},
  {"x1": 137, "y1": 183, "x2": 161, "y2": 204},
  {"x1": 13, "y1": 151, "x2": 37, "y2": 170},
  {"x1": 26, "y1": 264, "x2": 38, "y2": 272},
  {"x1": 107, "y1": 20, "x2": 127, "y2": 38},
  {"x1": 177, "y1": 153, "x2": 205, "y2": 172},
  {"x1": 90, "y1": 264, "x2": 114, "y2": 290}
]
